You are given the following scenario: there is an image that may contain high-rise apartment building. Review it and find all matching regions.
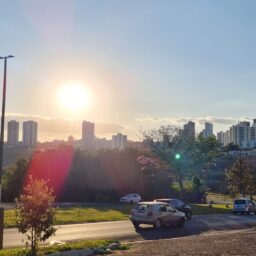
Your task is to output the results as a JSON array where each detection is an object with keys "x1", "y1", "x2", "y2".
[
  {"x1": 203, "y1": 122, "x2": 213, "y2": 138},
  {"x1": 183, "y1": 121, "x2": 195, "y2": 139},
  {"x1": 217, "y1": 130, "x2": 230, "y2": 146},
  {"x1": 230, "y1": 122, "x2": 251, "y2": 148},
  {"x1": 7, "y1": 120, "x2": 19, "y2": 146},
  {"x1": 112, "y1": 133, "x2": 127, "y2": 150},
  {"x1": 23, "y1": 121, "x2": 38, "y2": 148},
  {"x1": 82, "y1": 121, "x2": 95, "y2": 149}
]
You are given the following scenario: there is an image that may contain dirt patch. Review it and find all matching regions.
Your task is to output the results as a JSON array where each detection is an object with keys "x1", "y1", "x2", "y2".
[{"x1": 113, "y1": 228, "x2": 256, "y2": 255}]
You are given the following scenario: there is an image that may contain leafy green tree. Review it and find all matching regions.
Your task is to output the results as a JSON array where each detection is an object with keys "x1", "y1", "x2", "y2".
[
  {"x1": 142, "y1": 125, "x2": 195, "y2": 198},
  {"x1": 226, "y1": 158, "x2": 256, "y2": 198},
  {"x1": 224, "y1": 143, "x2": 240, "y2": 152},
  {"x1": 16, "y1": 176, "x2": 56, "y2": 255},
  {"x1": 142, "y1": 126, "x2": 222, "y2": 199},
  {"x1": 2, "y1": 158, "x2": 28, "y2": 202},
  {"x1": 192, "y1": 135, "x2": 223, "y2": 174}
]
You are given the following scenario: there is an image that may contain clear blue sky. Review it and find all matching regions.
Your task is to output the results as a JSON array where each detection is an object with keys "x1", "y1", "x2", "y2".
[{"x1": 1, "y1": 0, "x2": 256, "y2": 140}]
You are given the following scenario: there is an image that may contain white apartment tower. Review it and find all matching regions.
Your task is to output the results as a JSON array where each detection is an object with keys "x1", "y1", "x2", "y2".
[
  {"x1": 7, "y1": 120, "x2": 19, "y2": 146},
  {"x1": 23, "y1": 121, "x2": 38, "y2": 148},
  {"x1": 112, "y1": 133, "x2": 127, "y2": 150},
  {"x1": 217, "y1": 130, "x2": 230, "y2": 146},
  {"x1": 82, "y1": 121, "x2": 95, "y2": 149},
  {"x1": 230, "y1": 122, "x2": 251, "y2": 148}
]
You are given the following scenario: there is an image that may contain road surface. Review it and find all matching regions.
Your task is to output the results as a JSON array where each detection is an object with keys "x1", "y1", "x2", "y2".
[{"x1": 4, "y1": 213, "x2": 256, "y2": 248}]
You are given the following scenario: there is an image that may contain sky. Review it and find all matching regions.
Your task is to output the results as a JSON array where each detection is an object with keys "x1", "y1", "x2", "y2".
[{"x1": 1, "y1": 0, "x2": 256, "y2": 141}]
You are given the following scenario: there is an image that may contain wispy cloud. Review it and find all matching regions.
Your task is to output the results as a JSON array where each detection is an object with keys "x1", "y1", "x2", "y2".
[{"x1": 135, "y1": 115, "x2": 254, "y2": 126}]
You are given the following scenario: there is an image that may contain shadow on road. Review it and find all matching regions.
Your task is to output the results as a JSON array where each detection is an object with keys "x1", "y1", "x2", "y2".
[{"x1": 134, "y1": 214, "x2": 256, "y2": 240}]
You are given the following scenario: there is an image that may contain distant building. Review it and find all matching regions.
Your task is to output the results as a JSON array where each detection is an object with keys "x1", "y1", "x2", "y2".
[
  {"x1": 7, "y1": 120, "x2": 19, "y2": 146},
  {"x1": 183, "y1": 121, "x2": 195, "y2": 139},
  {"x1": 94, "y1": 138, "x2": 112, "y2": 149},
  {"x1": 230, "y1": 122, "x2": 251, "y2": 148},
  {"x1": 203, "y1": 122, "x2": 213, "y2": 138},
  {"x1": 67, "y1": 135, "x2": 74, "y2": 146},
  {"x1": 82, "y1": 121, "x2": 95, "y2": 149},
  {"x1": 217, "y1": 131, "x2": 224, "y2": 144},
  {"x1": 112, "y1": 133, "x2": 127, "y2": 150},
  {"x1": 23, "y1": 121, "x2": 38, "y2": 148},
  {"x1": 217, "y1": 130, "x2": 230, "y2": 146}
]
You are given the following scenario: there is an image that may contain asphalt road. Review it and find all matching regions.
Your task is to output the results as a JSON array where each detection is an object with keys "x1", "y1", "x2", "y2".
[{"x1": 4, "y1": 213, "x2": 256, "y2": 248}]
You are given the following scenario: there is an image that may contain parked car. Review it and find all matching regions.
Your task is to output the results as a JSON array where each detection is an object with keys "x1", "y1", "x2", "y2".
[
  {"x1": 130, "y1": 201, "x2": 186, "y2": 229},
  {"x1": 233, "y1": 198, "x2": 256, "y2": 214},
  {"x1": 120, "y1": 193, "x2": 141, "y2": 204},
  {"x1": 154, "y1": 198, "x2": 192, "y2": 219}
]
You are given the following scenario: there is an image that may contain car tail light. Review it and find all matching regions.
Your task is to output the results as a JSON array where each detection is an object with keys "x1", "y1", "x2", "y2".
[{"x1": 147, "y1": 211, "x2": 153, "y2": 217}]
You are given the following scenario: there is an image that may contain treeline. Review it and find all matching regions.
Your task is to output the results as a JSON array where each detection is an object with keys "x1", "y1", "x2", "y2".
[
  {"x1": 3, "y1": 130, "x2": 254, "y2": 203},
  {"x1": 2, "y1": 146, "x2": 171, "y2": 202}
]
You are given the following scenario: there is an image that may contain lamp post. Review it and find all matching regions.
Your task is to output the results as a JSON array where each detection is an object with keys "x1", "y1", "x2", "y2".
[{"x1": 0, "y1": 55, "x2": 14, "y2": 249}]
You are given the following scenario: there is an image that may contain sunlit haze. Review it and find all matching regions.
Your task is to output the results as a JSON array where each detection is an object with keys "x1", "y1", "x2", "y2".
[
  {"x1": 1, "y1": 0, "x2": 256, "y2": 141},
  {"x1": 58, "y1": 82, "x2": 92, "y2": 111}
]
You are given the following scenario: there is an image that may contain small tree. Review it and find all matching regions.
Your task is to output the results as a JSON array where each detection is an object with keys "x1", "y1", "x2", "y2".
[{"x1": 16, "y1": 176, "x2": 56, "y2": 255}]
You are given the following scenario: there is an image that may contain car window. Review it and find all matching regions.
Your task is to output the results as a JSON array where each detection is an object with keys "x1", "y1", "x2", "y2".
[
  {"x1": 166, "y1": 205, "x2": 175, "y2": 212},
  {"x1": 159, "y1": 205, "x2": 167, "y2": 212},
  {"x1": 133, "y1": 195, "x2": 138, "y2": 197},
  {"x1": 170, "y1": 199, "x2": 180, "y2": 208},
  {"x1": 234, "y1": 200, "x2": 246, "y2": 204},
  {"x1": 134, "y1": 204, "x2": 150, "y2": 211}
]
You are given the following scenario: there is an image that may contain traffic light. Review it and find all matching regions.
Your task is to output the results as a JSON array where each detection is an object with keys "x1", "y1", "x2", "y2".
[{"x1": 175, "y1": 153, "x2": 181, "y2": 160}]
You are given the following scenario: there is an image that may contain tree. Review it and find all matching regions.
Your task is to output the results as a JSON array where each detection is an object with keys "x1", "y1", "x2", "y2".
[
  {"x1": 142, "y1": 125, "x2": 195, "y2": 198},
  {"x1": 224, "y1": 143, "x2": 240, "y2": 152},
  {"x1": 16, "y1": 176, "x2": 56, "y2": 255},
  {"x1": 226, "y1": 158, "x2": 256, "y2": 199},
  {"x1": 2, "y1": 158, "x2": 28, "y2": 202},
  {"x1": 142, "y1": 126, "x2": 222, "y2": 199}
]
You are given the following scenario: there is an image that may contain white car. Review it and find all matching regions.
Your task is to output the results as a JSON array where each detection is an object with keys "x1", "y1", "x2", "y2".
[{"x1": 120, "y1": 193, "x2": 141, "y2": 204}]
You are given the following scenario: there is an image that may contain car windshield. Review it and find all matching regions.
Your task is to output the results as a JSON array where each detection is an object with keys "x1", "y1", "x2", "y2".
[
  {"x1": 234, "y1": 200, "x2": 246, "y2": 204},
  {"x1": 134, "y1": 204, "x2": 151, "y2": 211}
]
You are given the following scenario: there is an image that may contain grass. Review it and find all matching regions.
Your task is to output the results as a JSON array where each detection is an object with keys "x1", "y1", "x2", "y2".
[
  {"x1": 4, "y1": 204, "x2": 134, "y2": 228},
  {"x1": 4, "y1": 203, "x2": 232, "y2": 228},
  {"x1": 191, "y1": 203, "x2": 232, "y2": 215},
  {"x1": 0, "y1": 239, "x2": 119, "y2": 255}
]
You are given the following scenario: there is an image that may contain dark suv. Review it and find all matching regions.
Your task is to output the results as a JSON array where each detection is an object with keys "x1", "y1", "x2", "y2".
[{"x1": 155, "y1": 198, "x2": 192, "y2": 219}]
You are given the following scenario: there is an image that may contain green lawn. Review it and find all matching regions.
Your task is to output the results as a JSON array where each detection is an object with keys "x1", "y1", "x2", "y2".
[
  {"x1": 4, "y1": 203, "x2": 232, "y2": 228},
  {"x1": 191, "y1": 203, "x2": 232, "y2": 215}
]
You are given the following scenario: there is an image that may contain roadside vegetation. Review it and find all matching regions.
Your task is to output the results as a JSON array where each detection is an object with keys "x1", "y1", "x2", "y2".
[
  {"x1": 0, "y1": 239, "x2": 121, "y2": 256},
  {"x1": 3, "y1": 203, "x2": 232, "y2": 228}
]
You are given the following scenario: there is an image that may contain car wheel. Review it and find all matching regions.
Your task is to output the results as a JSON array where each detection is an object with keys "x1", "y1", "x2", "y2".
[
  {"x1": 186, "y1": 211, "x2": 192, "y2": 220},
  {"x1": 130, "y1": 200, "x2": 133, "y2": 204},
  {"x1": 247, "y1": 210, "x2": 250, "y2": 215},
  {"x1": 177, "y1": 218, "x2": 185, "y2": 228},
  {"x1": 132, "y1": 222, "x2": 139, "y2": 229},
  {"x1": 153, "y1": 219, "x2": 162, "y2": 229}
]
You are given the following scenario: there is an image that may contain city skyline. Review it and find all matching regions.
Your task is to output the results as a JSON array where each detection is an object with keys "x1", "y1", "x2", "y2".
[
  {"x1": 2, "y1": 1, "x2": 256, "y2": 141},
  {"x1": 3, "y1": 114, "x2": 256, "y2": 142}
]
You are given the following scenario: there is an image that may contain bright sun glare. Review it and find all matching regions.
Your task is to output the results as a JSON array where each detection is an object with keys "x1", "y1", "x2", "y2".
[{"x1": 59, "y1": 82, "x2": 91, "y2": 111}]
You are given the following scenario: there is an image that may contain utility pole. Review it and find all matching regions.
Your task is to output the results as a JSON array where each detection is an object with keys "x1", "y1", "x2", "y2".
[{"x1": 0, "y1": 55, "x2": 14, "y2": 249}]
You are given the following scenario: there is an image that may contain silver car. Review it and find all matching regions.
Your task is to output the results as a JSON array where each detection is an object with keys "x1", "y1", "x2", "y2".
[
  {"x1": 130, "y1": 201, "x2": 186, "y2": 229},
  {"x1": 233, "y1": 198, "x2": 256, "y2": 214}
]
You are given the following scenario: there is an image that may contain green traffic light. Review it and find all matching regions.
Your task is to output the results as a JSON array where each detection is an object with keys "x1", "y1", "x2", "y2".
[{"x1": 175, "y1": 153, "x2": 181, "y2": 160}]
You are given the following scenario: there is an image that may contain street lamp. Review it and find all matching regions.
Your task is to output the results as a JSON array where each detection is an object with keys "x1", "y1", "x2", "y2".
[{"x1": 0, "y1": 55, "x2": 14, "y2": 249}]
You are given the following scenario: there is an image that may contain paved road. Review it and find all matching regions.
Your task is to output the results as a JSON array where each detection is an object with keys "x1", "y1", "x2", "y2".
[{"x1": 4, "y1": 213, "x2": 256, "y2": 248}]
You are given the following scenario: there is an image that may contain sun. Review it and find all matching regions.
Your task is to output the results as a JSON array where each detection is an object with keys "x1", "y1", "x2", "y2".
[{"x1": 59, "y1": 82, "x2": 91, "y2": 111}]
